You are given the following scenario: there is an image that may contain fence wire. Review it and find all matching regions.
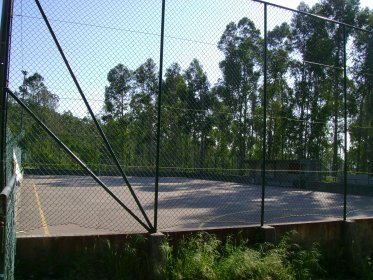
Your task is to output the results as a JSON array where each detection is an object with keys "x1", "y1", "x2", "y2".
[
  {"x1": 3, "y1": 0, "x2": 373, "y2": 236},
  {"x1": 0, "y1": 131, "x2": 21, "y2": 280}
]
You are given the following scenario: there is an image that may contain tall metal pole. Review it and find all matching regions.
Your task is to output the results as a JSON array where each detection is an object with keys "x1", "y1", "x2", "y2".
[
  {"x1": 261, "y1": 3, "x2": 267, "y2": 227},
  {"x1": 154, "y1": 0, "x2": 166, "y2": 233},
  {"x1": 0, "y1": 0, "x2": 14, "y2": 190},
  {"x1": 343, "y1": 25, "x2": 348, "y2": 221}
]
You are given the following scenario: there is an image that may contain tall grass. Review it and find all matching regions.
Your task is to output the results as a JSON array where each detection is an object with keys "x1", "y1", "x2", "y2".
[
  {"x1": 16, "y1": 231, "x2": 325, "y2": 279},
  {"x1": 159, "y1": 232, "x2": 323, "y2": 280}
]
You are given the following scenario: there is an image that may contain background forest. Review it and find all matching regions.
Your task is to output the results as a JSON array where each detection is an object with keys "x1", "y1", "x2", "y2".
[{"x1": 7, "y1": 0, "x2": 373, "y2": 181}]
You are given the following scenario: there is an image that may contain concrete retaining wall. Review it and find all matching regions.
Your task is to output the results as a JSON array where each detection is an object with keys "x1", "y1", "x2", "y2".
[{"x1": 17, "y1": 218, "x2": 373, "y2": 276}]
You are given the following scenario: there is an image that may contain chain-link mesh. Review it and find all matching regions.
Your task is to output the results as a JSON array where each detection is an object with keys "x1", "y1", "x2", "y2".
[
  {"x1": 346, "y1": 25, "x2": 373, "y2": 218},
  {"x1": 157, "y1": 0, "x2": 264, "y2": 230},
  {"x1": 4, "y1": 0, "x2": 373, "y2": 236},
  {"x1": 262, "y1": 6, "x2": 345, "y2": 223},
  {"x1": 0, "y1": 131, "x2": 21, "y2": 280},
  {"x1": 7, "y1": 0, "x2": 162, "y2": 235},
  {"x1": 0, "y1": 177, "x2": 17, "y2": 280}
]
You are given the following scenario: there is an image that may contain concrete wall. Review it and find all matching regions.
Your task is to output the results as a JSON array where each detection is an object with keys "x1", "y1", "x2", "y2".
[
  {"x1": 338, "y1": 174, "x2": 373, "y2": 186},
  {"x1": 17, "y1": 218, "x2": 373, "y2": 275}
]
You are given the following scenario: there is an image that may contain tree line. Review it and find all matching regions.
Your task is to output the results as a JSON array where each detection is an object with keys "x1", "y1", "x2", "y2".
[{"x1": 8, "y1": 0, "x2": 373, "y2": 177}]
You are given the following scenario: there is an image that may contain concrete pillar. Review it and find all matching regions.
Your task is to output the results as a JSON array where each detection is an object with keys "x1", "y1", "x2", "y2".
[
  {"x1": 149, "y1": 232, "x2": 166, "y2": 276},
  {"x1": 342, "y1": 219, "x2": 364, "y2": 275},
  {"x1": 343, "y1": 220, "x2": 356, "y2": 243},
  {"x1": 260, "y1": 225, "x2": 276, "y2": 244},
  {"x1": 342, "y1": 220, "x2": 358, "y2": 259}
]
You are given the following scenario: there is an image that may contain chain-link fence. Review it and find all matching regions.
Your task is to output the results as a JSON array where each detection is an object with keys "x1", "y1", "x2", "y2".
[
  {"x1": 0, "y1": 131, "x2": 21, "y2": 279},
  {"x1": 0, "y1": 176, "x2": 17, "y2": 280},
  {"x1": 2, "y1": 0, "x2": 373, "y2": 236}
]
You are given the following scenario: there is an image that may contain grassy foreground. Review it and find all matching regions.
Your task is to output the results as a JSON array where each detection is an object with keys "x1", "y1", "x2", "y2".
[{"x1": 16, "y1": 231, "x2": 373, "y2": 279}]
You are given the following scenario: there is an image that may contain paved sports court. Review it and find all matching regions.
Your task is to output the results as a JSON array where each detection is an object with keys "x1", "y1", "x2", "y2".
[{"x1": 16, "y1": 175, "x2": 373, "y2": 237}]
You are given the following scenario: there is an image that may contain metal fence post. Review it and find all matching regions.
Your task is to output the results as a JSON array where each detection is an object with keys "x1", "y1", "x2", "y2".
[
  {"x1": 343, "y1": 25, "x2": 348, "y2": 221},
  {"x1": 261, "y1": 2, "x2": 267, "y2": 227},
  {"x1": 0, "y1": 0, "x2": 14, "y2": 191},
  {"x1": 154, "y1": 0, "x2": 166, "y2": 233}
]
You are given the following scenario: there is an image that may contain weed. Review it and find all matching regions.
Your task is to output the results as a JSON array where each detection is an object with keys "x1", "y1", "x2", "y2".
[{"x1": 159, "y1": 231, "x2": 323, "y2": 280}]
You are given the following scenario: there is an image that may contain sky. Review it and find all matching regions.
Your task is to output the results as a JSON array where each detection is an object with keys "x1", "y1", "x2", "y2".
[
  {"x1": 3, "y1": 0, "x2": 373, "y2": 118},
  {"x1": 266, "y1": 0, "x2": 373, "y2": 10},
  {"x1": 2, "y1": 0, "x2": 373, "y2": 17}
]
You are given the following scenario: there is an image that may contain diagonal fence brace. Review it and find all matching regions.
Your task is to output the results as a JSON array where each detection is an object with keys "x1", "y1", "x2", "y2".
[
  {"x1": 7, "y1": 89, "x2": 153, "y2": 233},
  {"x1": 34, "y1": 0, "x2": 153, "y2": 230}
]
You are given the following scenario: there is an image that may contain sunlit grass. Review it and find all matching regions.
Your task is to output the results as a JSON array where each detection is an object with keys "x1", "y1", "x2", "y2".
[{"x1": 159, "y1": 231, "x2": 323, "y2": 280}]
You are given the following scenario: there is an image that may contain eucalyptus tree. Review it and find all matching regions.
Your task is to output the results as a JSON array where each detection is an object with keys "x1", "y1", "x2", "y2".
[
  {"x1": 18, "y1": 72, "x2": 59, "y2": 111},
  {"x1": 101, "y1": 63, "x2": 133, "y2": 168},
  {"x1": 290, "y1": 2, "x2": 340, "y2": 168},
  {"x1": 349, "y1": 8, "x2": 373, "y2": 173},
  {"x1": 184, "y1": 59, "x2": 213, "y2": 169},
  {"x1": 129, "y1": 58, "x2": 158, "y2": 167},
  {"x1": 103, "y1": 64, "x2": 133, "y2": 121},
  {"x1": 160, "y1": 63, "x2": 189, "y2": 168},
  {"x1": 266, "y1": 22, "x2": 294, "y2": 160},
  {"x1": 217, "y1": 17, "x2": 262, "y2": 172},
  {"x1": 209, "y1": 84, "x2": 235, "y2": 170},
  {"x1": 317, "y1": 0, "x2": 360, "y2": 171},
  {"x1": 102, "y1": 60, "x2": 159, "y2": 168}
]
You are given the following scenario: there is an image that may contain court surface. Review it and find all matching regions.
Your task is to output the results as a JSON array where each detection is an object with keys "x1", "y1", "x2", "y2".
[{"x1": 16, "y1": 175, "x2": 373, "y2": 237}]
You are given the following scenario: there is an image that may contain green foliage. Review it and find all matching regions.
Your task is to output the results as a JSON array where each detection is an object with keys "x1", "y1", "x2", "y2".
[
  {"x1": 160, "y1": 233, "x2": 220, "y2": 280},
  {"x1": 159, "y1": 232, "x2": 322, "y2": 280},
  {"x1": 362, "y1": 256, "x2": 373, "y2": 279},
  {"x1": 18, "y1": 72, "x2": 59, "y2": 111},
  {"x1": 217, "y1": 244, "x2": 292, "y2": 280}
]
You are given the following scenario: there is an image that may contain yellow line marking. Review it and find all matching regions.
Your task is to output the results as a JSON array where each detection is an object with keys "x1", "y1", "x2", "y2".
[{"x1": 32, "y1": 183, "x2": 50, "y2": 236}]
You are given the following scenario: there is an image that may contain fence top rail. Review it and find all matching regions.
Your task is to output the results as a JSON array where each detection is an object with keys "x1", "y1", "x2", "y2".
[{"x1": 252, "y1": 0, "x2": 373, "y2": 35}]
